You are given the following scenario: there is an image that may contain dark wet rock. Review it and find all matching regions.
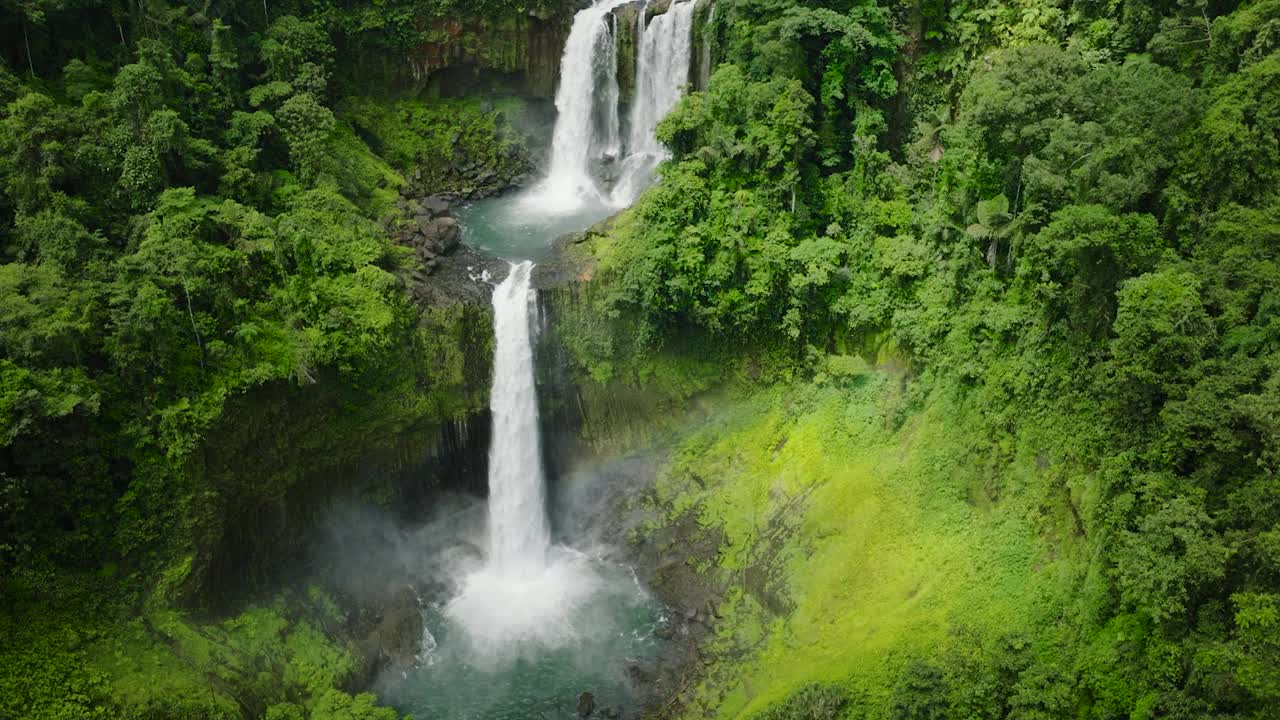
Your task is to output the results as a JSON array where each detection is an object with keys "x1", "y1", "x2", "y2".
[
  {"x1": 410, "y1": 244, "x2": 506, "y2": 307},
  {"x1": 625, "y1": 660, "x2": 655, "y2": 684},
  {"x1": 421, "y1": 195, "x2": 452, "y2": 217},
  {"x1": 351, "y1": 585, "x2": 423, "y2": 680},
  {"x1": 647, "y1": 0, "x2": 674, "y2": 19},
  {"x1": 430, "y1": 217, "x2": 462, "y2": 253},
  {"x1": 577, "y1": 691, "x2": 595, "y2": 717}
]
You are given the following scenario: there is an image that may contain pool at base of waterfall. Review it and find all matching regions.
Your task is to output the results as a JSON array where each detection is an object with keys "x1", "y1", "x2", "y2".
[
  {"x1": 377, "y1": 261, "x2": 670, "y2": 720},
  {"x1": 455, "y1": 192, "x2": 618, "y2": 261},
  {"x1": 379, "y1": 556, "x2": 667, "y2": 720}
]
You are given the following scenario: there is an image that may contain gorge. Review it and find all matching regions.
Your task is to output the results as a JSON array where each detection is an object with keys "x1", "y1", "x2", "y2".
[
  {"x1": 4, "y1": 0, "x2": 1280, "y2": 719},
  {"x1": 384, "y1": 2, "x2": 710, "y2": 716}
]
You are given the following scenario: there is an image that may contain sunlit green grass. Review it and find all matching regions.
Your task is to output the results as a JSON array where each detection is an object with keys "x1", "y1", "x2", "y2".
[{"x1": 648, "y1": 373, "x2": 1086, "y2": 718}]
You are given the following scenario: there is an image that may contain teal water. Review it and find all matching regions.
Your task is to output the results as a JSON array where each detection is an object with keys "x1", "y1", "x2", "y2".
[
  {"x1": 455, "y1": 193, "x2": 616, "y2": 261},
  {"x1": 379, "y1": 236, "x2": 666, "y2": 718},
  {"x1": 382, "y1": 558, "x2": 663, "y2": 720}
]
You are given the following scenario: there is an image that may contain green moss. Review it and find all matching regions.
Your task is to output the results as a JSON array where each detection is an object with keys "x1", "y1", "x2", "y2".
[
  {"x1": 0, "y1": 583, "x2": 384, "y2": 720},
  {"x1": 642, "y1": 374, "x2": 1088, "y2": 719},
  {"x1": 328, "y1": 120, "x2": 406, "y2": 220},
  {"x1": 341, "y1": 95, "x2": 534, "y2": 194}
]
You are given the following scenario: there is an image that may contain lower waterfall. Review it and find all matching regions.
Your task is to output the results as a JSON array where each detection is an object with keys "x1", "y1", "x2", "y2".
[
  {"x1": 479, "y1": 261, "x2": 551, "y2": 575},
  {"x1": 443, "y1": 262, "x2": 601, "y2": 659},
  {"x1": 384, "y1": 262, "x2": 663, "y2": 719}
]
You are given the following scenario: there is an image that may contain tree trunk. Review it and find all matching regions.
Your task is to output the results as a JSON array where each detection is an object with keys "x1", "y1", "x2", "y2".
[{"x1": 23, "y1": 20, "x2": 35, "y2": 79}]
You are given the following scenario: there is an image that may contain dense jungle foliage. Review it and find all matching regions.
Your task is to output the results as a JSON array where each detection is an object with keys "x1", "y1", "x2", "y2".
[
  {"x1": 575, "y1": 0, "x2": 1280, "y2": 717},
  {"x1": 3, "y1": 0, "x2": 1279, "y2": 716},
  {"x1": 0, "y1": 0, "x2": 559, "y2": 717}
]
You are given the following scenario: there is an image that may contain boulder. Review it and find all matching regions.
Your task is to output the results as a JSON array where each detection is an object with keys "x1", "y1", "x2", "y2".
[
  {"x1": 577, "y1": 691, "x2": 595, "y2": 718},
  {"x1": 428, "y1": 217, "x2": 462, "y2": 254},
  {"x1": 358, "y1": 586, "x2": 423, "y2": 676},
  {"x1": 421, "y1": 195, "x2": 452, "y2": 217},
  {"x1": 647, "y1": 0, "x2": 674, "y2": 19},
  {"x1": 625, "y1": 660, "x2": 655, "y2": 684}
]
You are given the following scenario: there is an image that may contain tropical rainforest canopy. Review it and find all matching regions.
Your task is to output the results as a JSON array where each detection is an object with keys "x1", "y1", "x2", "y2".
[{"x1": 1, "y1": 0, "x2": 1279, "y2": 717}]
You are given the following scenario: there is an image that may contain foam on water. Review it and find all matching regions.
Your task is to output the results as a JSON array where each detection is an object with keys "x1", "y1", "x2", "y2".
[
  {"x1": 441, "y1": 262, "x2": 607, "y2": 667},
  {"x1": 523, "y1": 0, "x2": 634, "y2": 213}
]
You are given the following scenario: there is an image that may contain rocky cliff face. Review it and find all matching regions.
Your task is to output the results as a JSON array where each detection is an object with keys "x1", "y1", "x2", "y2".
[
  {"x1": 379, "y1": 0, "x2": 716, "y2": 99},
  {"x1": 403, "y1": 12, "x2": 574, "y2": 98}
]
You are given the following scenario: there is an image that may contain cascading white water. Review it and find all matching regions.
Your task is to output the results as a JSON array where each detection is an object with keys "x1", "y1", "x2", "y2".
[
  {"x1": 522, "y1": 0, "x2": 703, "y2": 215},
  {"x1": 525, "y1": 0, "x2": 633, "y2": 213},
  {"x1": 611, "y1": 0, "x2": 699, "y2": 206},
  {"x1": 699, "y1": 3, "x2": 717, "y2": 91},
  {"x1": 395, "y1": 3, "x2": 710, "y2": 701},
  {"x1": 484, "y1": 260, "x2": 550, "y2": 575},
  {"x1": 594, "y1": 12, "x2": 624, "y2": 163},
  {"x1": 444, "y1": 262, "x2": 601, "y2": 663}
]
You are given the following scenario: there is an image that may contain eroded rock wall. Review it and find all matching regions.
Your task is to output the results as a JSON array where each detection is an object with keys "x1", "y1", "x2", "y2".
[{"x1": 352, "y1": 12, "x2": 574, "y2": 98}]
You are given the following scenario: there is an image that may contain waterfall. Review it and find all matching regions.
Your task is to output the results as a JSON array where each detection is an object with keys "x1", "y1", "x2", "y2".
[
  {"x1": 526, "y1": 0, "x2": 634, "y2": 213},
  {"x1": 444, "y1": 261, "x2": 602, "y2": 662},
  {"x1": 699, "y1": 3, "x2": 716, "y2": 91},
  {"x1": 610, "y1": 0, "x2": 699, "y2": 206},
  {"x1": 484, "y1": 260, "x2": 550, "y2": 576},
  {"x1": 524, "y1": 0, "x2": 703, "y2": 215},
  {"x1": 594, "y1": 12, "x2": 624, "y2": 163}
]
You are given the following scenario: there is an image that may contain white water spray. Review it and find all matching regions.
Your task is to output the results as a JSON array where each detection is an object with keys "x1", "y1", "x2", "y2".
[
  {"x1": 525, "y1": 0, "x2": 633, "y2": 213},
  {"x1": 524, "y1": 0, "x2": 703, "y2": 214},
  {"x1": 444, "y1": 262, "x2": 601, "y2": 662},
  {"x1": 612, "y1": 0, "x2": 699, "y2": 206}
]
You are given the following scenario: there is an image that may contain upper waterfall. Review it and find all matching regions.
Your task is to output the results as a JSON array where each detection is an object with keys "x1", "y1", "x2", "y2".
[
  {"x1": 525, "y1": 0, "x2": 634, "y2": 213},
  {"x1": 523, "y1": 0, "x2": 705, "y2": 215},
  {"x1": 611, "y1": 0, "x2": 700, "y2": 205}
]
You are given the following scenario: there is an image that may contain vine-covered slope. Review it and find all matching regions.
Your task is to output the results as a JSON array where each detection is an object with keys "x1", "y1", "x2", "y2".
[{"x1": 556, "y1": 0, "x2": 1280, "y2": 716}]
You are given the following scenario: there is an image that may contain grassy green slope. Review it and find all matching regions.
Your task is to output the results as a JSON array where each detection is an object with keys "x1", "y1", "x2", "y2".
[{"x1": 643, "y1": 371, "x2": 1090, "y2": 719}]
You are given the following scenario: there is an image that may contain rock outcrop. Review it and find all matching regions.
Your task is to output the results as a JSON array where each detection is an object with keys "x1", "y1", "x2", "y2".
[
  {"x1": 353, "y1": 585, "x2": 425, "y2": 680},
  {"x1": 402, "y1": 12, "x2": 574, "y2": 97}
]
